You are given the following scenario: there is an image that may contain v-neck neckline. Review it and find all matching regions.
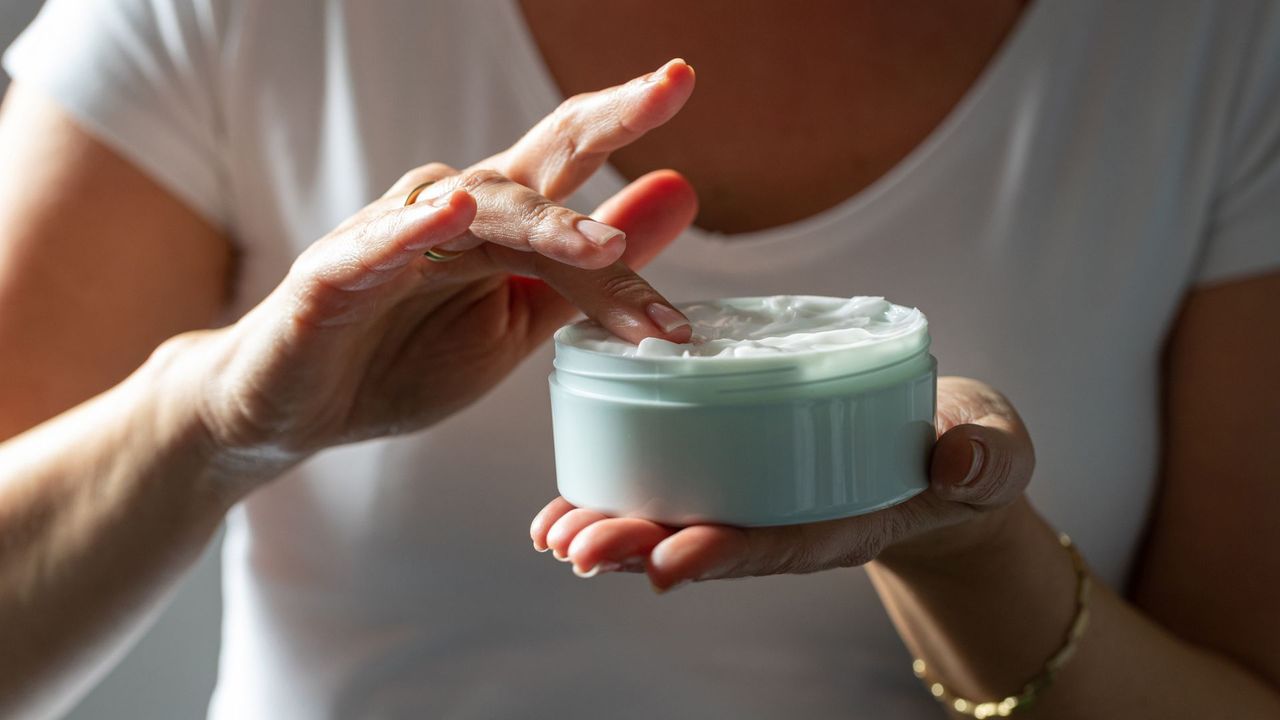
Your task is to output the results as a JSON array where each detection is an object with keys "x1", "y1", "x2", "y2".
[{"x1": 493, "y1": 1, "x2": 1053, "y2": 253}]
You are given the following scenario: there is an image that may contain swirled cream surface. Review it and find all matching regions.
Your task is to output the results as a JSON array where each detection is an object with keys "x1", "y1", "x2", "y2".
[{"x1": 564, "y1": 296, "x2": 927, "y2": 359}]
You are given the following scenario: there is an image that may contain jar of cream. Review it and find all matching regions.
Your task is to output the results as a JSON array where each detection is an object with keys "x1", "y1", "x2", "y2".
[{"x1": 549, "y1": 296, "x2": 936, "y2": 527}]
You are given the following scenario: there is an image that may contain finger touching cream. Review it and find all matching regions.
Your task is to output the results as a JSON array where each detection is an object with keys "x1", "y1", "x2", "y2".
[{"x1": 549, "y1": 296, "x2": 936, "y2": 527}]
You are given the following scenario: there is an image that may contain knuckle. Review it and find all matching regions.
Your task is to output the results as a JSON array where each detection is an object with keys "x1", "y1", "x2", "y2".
[
  {"x1": 359, "y1": 208, "x2": 408, "y2": 258},
  {"x1": 288, "y1": 244, "x2": 329, "y2": 283},
  {"x1": 831, "y1": 532, "x2": 882, "y2": 569},
  {"x1": 549, "y1": 100, "x2": 585, "y2": 156},
  {"x1": 599, "y1": 272, "x2": 656, "y2": 303},
  {"x1": 146, "y1": 330, "x2": 210, "y2": 371},
  {"x1": 521, "y1": 196, "x2": 563, "y2": 228},
  {"x1": 788, "y1": 543, "x2": 830, "y2": 575},
  {"x1": 457, "y1": 168, "x2": 508, "y2": 193},
  {"x1": 282, "y1": 253, "x2": 362, "y2": 328},
  {"x1": 872, "y1": 511, "x2": 914, "y2": 557},
  {"x1": 552, "y1": 93, "x2": 588, "y2": 127},
  {"x1": 289, "y1": 277, "x2": 350, "y2": 328},
  {"x1": 152, "y1": 330, "x2": 196, "y2": 357},
  {"x1": 795, "y1": 520, "x2": 890, "y2": 572},
  {"x1": 754, "y1": 527, "x2": 816, "y2": 576}
]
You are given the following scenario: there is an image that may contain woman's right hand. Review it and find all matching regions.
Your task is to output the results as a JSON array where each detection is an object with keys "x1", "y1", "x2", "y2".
[
  {"x1": 160, "y1": 59, "x2": 698, "y2": 486},
  {"x1": 3, "y1": 63, "x2": 696, "y2": 713}
]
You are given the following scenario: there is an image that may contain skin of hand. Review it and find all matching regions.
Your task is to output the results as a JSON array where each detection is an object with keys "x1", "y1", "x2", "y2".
[
  {"x1": 531, "y1": 375, "x2": 1033, "y2": 588},
  {"x1": 0, "y1": 59, "x2": 701, "y2": 715},
  {"x1": 531, "y1": 273, "x2": 1280, "y2": 717},
  {"x1": 184, "y1": 59, "x2": 700, "y2": 485}
]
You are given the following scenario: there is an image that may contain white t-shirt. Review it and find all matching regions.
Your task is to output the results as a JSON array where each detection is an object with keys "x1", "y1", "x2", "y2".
[{"x1": 8, "y1": 1, "x2": 1280, "y2": 717}]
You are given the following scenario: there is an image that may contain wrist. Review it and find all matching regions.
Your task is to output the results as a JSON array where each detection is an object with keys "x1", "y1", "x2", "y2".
[
  {"x1": 132, "y1": 331, "x2": 297, "y2": 508},
  {"x1": 868, "y1": 498, "x2": 1084, "y2": 705}
]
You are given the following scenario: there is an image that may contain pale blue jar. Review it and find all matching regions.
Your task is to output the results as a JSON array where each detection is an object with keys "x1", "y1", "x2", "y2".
[{"x1": 549, "y1": 297, "x2": 936, "y2": 527}]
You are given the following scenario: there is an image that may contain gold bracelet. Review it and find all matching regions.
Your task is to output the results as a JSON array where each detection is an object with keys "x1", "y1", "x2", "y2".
[{"x1": 911, "y1": 532, "x2": 1091, "y2": 718}]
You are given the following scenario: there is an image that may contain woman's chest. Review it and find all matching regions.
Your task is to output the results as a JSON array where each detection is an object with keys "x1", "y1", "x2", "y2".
[
  {"x1": 224, "y1": 0, "x2": 1227, "y2": 590},
  {"x1": 519, "y1": 0, "x2": 1029, "y2": 234}
]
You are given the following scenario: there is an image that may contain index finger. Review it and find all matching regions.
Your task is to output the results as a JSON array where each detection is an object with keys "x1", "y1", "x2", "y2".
[
  {"x1": 478, "y1": 170, "x2": 698, "y2": 344},
  {"x1": 486, "y1": 58, "x2": 696, "y2": 201}
]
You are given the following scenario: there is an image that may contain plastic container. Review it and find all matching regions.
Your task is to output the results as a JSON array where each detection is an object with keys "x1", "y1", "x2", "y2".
[{"x1": 548, "y1": 296, "x2": 936, "y2": 527}]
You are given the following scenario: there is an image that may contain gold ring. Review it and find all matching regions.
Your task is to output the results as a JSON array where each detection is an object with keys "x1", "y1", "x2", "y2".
[{"x1": 405, "y1": 180, "x2": 466, "y2": 263}]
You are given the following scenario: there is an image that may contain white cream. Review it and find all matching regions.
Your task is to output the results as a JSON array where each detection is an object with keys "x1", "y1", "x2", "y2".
[{"x1": 564, "y1": 295, "x2": 926, "y2": 359}]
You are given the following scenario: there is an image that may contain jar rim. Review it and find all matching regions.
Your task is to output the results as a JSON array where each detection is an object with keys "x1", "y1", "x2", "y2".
[{"x1": 553, "y1": 296, "x2": 930, "y2": 379}]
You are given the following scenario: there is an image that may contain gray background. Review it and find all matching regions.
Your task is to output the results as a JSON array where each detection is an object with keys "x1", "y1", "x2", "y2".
[{"x1": 2, "y1": 2, "x2": 223, "y2": 718}]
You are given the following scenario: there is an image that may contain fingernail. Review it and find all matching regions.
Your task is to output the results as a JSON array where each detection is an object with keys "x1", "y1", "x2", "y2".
[
  {"x1": 961, "y1": 440, "x2": 985, "y2": 486},
  {"x1": 650, "y1": 578, "x2": 690, "y2": 595},
  {"x1": 646, "y1": 303, "x2": 691, "y2": 334},
  {"x1": 573, "y1": 561, "x2": 622, "y2": 579},
  {"x1": 619, "y1": 556, "x2": 647, "y2": 573},
  {"x1": 533, "y1": 544, "x2": 550, "y2": 553},
  {"x1": 643, "y1": 60, "x2": 671, "y2": 83},
  {"x1": 645, "y1": 58, "x2": 687, "y2": 83},
  {"x1": 576, "y1": 219, "x2": 626, "y2": 247},
  {"x1": 552, "y1": 548, "x2": 571, "y2": 562}
]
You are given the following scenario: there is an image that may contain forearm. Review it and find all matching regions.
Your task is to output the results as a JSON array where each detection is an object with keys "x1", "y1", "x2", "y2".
[
  {"x1": 0, "y1": 343, "x2": 253, "y2": 717},
  {"x1": 868, "y1": 498, "x2": 1280, "y2": 718}
]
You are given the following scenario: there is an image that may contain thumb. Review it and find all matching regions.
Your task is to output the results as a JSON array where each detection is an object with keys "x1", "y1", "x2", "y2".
[{"x1": 929, "y1": 422, "x2": 1033, "y2": 509}]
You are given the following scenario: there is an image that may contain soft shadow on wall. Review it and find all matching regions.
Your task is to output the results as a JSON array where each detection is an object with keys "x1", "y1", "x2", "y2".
[{"x1": 0, "y1": 2, "x2": 224, "y2": 719}]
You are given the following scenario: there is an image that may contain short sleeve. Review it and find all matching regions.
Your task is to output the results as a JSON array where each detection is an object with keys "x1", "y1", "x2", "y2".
[
  {"x1": 1197, "y1": 4, "x2": 1280, "y2": 286},
  {"x1": 2, "y1": 0, "x2": 231, "y2": 227}
]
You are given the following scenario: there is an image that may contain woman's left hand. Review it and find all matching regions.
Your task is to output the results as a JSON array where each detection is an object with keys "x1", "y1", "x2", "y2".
[{"x1": 530, "y1": 376, "x2": 1036, "y2": 590}]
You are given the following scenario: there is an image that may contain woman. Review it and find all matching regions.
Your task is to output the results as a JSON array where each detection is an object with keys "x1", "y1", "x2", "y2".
[{"x1": 1, "y1": 0, "x2": 1277, "y2": 718}]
